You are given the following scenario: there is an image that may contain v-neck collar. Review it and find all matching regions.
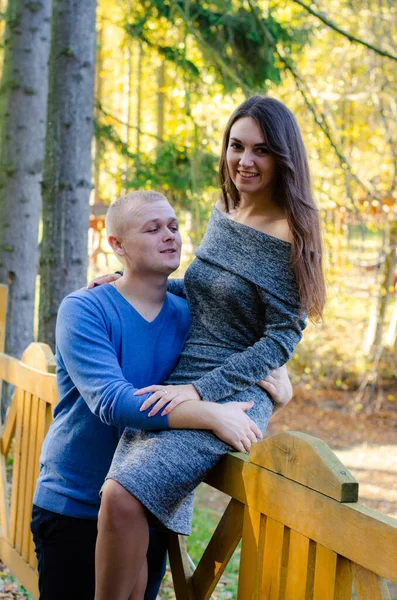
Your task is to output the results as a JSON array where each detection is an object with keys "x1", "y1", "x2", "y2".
[{"x1": 105, "y1": 284, "x2": 169, "y2": 329}]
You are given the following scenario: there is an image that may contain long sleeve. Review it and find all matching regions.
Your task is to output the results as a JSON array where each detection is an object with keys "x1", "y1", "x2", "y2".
[
  {"x1": 56, "y1": 295, "x2": 169, "y2": 430},
  {"x1": 167, "y1": 277, "x2": 186, "y2": 299},
  {"x1": 193, "y1": 289, "x2": 306, "y2": 402}
]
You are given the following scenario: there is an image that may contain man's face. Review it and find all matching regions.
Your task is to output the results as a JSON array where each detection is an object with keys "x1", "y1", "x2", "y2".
[{"x1": 121, "y1": 199, "x2": 182, "y2": 276}]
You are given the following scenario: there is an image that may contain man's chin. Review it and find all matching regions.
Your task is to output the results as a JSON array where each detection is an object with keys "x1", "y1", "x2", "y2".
[{"x1": 165, "y1": 262, "x2": 180, "y2": 275}]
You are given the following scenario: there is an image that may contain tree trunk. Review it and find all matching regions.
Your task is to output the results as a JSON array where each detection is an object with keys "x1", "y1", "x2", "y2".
[
  {"x1": 157, "y1": 61, "x2": 166, "y2": 147},
  {"x1": 356, "y1": 219, "x2": 397, "y2": 409},
  {"x1": 93, "y1": 22, "x2": 103, "y2": 205},
  {"x1": 0, "y1": 0, "x2": 52, "y2": 368},
  {"x1": 122, "y1": 42, "x2": 133, "y2": 194},
  {"x1": 135, "y1": 41, "x2": 142, "y2": 163},
  {"x1": 372, "y1": 220, "x2": 397, "y2": 351},
  {"x1": 38, "y1": 0, "x2": 97, "y2": 350}
]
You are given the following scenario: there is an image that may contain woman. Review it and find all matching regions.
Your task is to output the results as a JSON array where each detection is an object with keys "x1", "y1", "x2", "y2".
[{"x1": 94, "y1": 96, "x2": 325, "y2": 600}]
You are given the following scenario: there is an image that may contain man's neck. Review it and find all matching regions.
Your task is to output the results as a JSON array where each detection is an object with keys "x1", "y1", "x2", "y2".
[{"x1": 113, "y1": 270, "x2": 168, "y2": 321}]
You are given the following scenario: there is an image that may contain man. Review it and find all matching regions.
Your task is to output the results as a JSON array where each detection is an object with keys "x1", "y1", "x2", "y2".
[{"x1": 31, "y1": 190, "x2": 291, "y2": 600}]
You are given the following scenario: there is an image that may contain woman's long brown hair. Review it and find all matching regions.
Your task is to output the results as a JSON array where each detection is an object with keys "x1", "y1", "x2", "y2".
[{"x1": 219, "y1": 95, "x2": 326, "y2": 322}]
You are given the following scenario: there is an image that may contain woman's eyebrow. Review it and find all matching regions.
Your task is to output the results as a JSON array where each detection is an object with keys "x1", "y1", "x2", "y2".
[{"x1": 230, "y1": 136, "x2": 267, "y2": 147}]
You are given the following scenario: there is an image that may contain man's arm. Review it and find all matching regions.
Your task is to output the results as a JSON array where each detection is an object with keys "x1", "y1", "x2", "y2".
[
  {"x1": 56, "y1": 293, "x2": 169, "y2": 430},
  {"x1": 57, "y1": 293, "x2": 260, "y2": 451}
]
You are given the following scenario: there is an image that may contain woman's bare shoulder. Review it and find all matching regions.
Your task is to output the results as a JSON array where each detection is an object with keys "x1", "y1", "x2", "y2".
[{"x1": 268, "y1": 219, "x2": 294, "y2": 243}]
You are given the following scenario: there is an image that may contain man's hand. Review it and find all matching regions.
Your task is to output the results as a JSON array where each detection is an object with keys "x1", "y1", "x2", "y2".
[
  {"x1": 211, "y1": 401, "x2": 262, "y2": 453},
  {"x1": 135, "y1": 384, "x2": 201, "y2": 416},
  {"x1": 87, "y1": 272, "x2": 121, "y2": 289},
  {"x1": 257, "y1": 364, "x2": 292, "y2": 414}
]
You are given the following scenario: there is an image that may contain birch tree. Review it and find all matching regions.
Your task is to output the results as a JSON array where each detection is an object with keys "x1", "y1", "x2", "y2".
[
  {"x1": 0, "y1": 0, "x2": 52, "y2": 365},
  {"x1": 38, "y1": 0, "x2": 97, "y2": 349}
]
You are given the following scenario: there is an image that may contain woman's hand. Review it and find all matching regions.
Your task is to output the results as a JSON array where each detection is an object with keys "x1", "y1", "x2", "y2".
[
  {"x1": 257, "y1": 364, "x2": 292, "y2": 414},
  {"x1": 135, "y1": 384, "x2": 201, "y2": 417},
  {"x1": 211, "y1": 401, "x2": 262, "y2": 453},
  {"x1": 87, "y1": 272, "x2": 122, "y2": 289}
]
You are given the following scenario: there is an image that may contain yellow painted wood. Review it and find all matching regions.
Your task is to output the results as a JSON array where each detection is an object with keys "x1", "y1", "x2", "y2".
[
  {"x1": 0, "y1": 352, "x2": 58, "y2": 406},
  {"x1": 1, "y1": 396, "x2": 17, "y2": 456},
  {"x1": 20, "y1": 343, "x2": 56, "y2": 374},
  {"x1": 237, "y1": 506, "x2": 262, "y2": 599},
  {"x1": 22, "y1": 395, "x2": 39, "y2": 561},
  {"x1": 334, "y1": 556, "x2": 353, "y2": 600},
  {"x1": 0, "y1": 454, "x2": 10, "y2": 540},
  {"x1": 352, "y1": 563, "x2": 391, "y2": 600},
  {"x1": 205, "y1": 453, "x2": 397, "y2": 583},
  {"x1": 29, "y1": 398, "x2": 48, "y2": 569},
  {"x1": 0, "y1": 285, "x2": 7, "y2": 354},
  {"x1": 260, "y1": 517, "x2": 288, "y2": 600},
  {"x1": 191, "y1": 498, "x2": 243, "y2": 600},
  {"x1": 250, "y1": 431, "x2": 358, "y2": 502},
  {"x1": 304, "y1": 539, "x2": 316, "y2": 600},
  {"x1": 15, "y1": 391, "x2": 32, "y2": 555},
  {"x1": 168, "y1": 534, "x2": 195, "y2": 600},
  {"x1": 285, "y1": 530, "x2": 310, "y2": 600},
  {"x1": 252, "y1": 511, "x2": 268, "y2": 600},
  {"x1": 0, "y1": 535, "x2": 38, "y2": 599},
  {"x1": 313, "y1": 544, "x2": 337, "y2": 600},
  {"x1": 9, "y1": 389, "x2": 23, "y2": 547}
]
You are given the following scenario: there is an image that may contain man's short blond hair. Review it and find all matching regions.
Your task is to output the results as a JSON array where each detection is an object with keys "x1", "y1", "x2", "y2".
[{"x1": 105, "y1": 190, "x2": 168, "y2": 238}]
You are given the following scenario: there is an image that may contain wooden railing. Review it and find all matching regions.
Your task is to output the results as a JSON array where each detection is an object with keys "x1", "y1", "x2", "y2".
[{"x1": 0, "y1": 283, "x2": 396, "y2": 599}]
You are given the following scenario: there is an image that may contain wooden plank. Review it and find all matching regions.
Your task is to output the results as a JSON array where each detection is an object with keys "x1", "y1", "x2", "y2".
[
  {"x1": 204, "y1": 453, "x2": 397, "y2": 583},
  {"x1": 285, "y1": 530, "x2": 310, "y2": 600},
  {"x1": 352, "y1": 563, "x2": 391, "y2": 600},
  {"x1": 250, "y1": 431, "x2": 358, "y2": 502},
  {"x1": 237, "y1": 506, "x2": 261, "y2": 599},
  {"x1": 22, "y1": 395, "x2": 39, "y2": 561},
  {"x1": 0, "y1": 353, "x2": 58, "y2": 406},
  {"x1": 0, "y1": 535, "x2": 39, "y2": 600},
  {"x1": 252, "y1": 511, "x2": 267, "y2": 600},
  {"x1": 9, "y1": 389, "x2": 23, "y2": 547},
  {"x1": 15, "y1": 391, "x2": 32, "y2": 555},
  {"x1": 334, "y1": 556, "x2": 353, "y2": 600},
  {"x1": 191, "y1": 498, "x2": 243, "y2": 600},
  {"x1": 260, "y1": 517, "x2": 288, "y2": 600},
  {"x1": 313, "y1": 544, "x2": 337, "y2": 600},
  {"x1": 0, "y1": 285, "x2": 7, "y2": 354},
  {"x1": 1, "y1": 396, "x2": 17, "y2": 456},
  {"x1": 168, "y1": 533, "x2": 195, "y2": 600},
  {"x1": 21, "y1": 343, "x2": 56, "y2": 374},
  {"x1": 0, "y1": 454, "x2": 10, "y2": 540},
  {"x1": 29, "y1": 398, "x2": 48, "y2": 569}
]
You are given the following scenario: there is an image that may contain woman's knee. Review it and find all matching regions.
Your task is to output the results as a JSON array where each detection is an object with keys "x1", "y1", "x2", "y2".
[{"x1": 99, "y1": 479, "x2": 145, "y2": 529}]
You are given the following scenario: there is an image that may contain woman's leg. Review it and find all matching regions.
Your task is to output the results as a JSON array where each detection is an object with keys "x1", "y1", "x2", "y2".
[
  {"x1": 95, "y1": 479, "x2": 149, "y2": 600},
  {"x1": 129, "y1": 561, "x2": 148, "y2": 600}
]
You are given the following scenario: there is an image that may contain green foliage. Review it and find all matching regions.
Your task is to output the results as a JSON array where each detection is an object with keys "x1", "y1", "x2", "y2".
[
  {"x1": 95, "y1": 120, "x2": 218, "y2": 197},
  {"x1": 130, "y1": 141, "x2": 217, "y2": 193},
  {"x1": 125, "y1": 0, "x2": 308, "y2": 92}
]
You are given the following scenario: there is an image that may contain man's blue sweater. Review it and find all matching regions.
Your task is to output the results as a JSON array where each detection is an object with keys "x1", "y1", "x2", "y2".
[{"x1": 33, "y1": 284, "x2": 190, "y2": 519}]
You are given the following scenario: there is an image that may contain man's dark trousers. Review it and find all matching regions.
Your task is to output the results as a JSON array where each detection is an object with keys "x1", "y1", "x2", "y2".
[{"x1": 31, "y1": 505, "x2": 167, "y2": 600}]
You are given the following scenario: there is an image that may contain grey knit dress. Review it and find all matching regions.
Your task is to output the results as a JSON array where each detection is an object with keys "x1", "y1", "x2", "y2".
[{"x1": 106, "y1": 206, "x2": 306, "y2": 535}]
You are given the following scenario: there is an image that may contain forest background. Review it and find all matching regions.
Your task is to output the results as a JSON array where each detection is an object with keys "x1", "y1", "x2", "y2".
[
  {"x1": 1, "y1": 0, "x2": 395, "y2": 410},
  {"x1": 0, "y1": 0, "x2": 396, "y2": 597}
]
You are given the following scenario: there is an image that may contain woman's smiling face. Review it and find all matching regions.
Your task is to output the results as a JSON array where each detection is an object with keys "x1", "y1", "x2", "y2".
[{"x1": 226, "y1": 116, "x2": 276, "y2": 202}]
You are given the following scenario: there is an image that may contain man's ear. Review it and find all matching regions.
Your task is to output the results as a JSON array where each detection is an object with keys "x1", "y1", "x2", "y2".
[{"x1": 108, "y1": 235, "x2": 125, "y2": 256}]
